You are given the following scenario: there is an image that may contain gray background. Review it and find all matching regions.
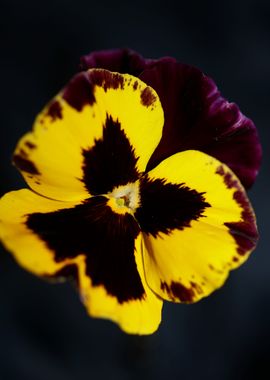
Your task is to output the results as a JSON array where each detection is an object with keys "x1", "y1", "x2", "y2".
[{"x1": 0, "y1": 0, "x2": 269, "y2": 379}]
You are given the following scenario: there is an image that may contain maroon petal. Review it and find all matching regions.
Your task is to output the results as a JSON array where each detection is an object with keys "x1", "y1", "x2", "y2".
[
  {"x1": 140, "y1": 61, "x2": 261, "y2": 189},
  {"x1": 80, "y1": 48, "x2": 176, "y2": 77}
]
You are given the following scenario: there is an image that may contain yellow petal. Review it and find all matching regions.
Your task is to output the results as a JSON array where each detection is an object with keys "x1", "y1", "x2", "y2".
[
  {"x1": 135, "y1": 150, "x2": 258, "y2": 303},
  {"x1": 13, "y1": 69, "x2": 164, "y2": 201},
  {"x1": 0, "y1": 189, "x2": 79, "y2": 274},
  {"x1": 0, "y1": 189, "x2": 162, "y2": 334},
  {"x1": 80, "y1": 235, "x2": 162, "y2": 335}
]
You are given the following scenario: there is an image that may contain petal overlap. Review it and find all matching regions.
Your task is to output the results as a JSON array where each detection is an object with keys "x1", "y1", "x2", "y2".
[
  {"x1": 0, "y1": 189, "x2": 162, "y2": 334},
  {"x1": 13, "y1": 69, "x2": 164, "y2": 201},
  {"x1": 81, "y1": 49, "x2": 262, "y2": 189},
  {"x1": 136, "y1": 150, "x2": 258, "y2": 303},
  {"x1": 0, "y1": 53, "x2": 260, "y2": 334}
]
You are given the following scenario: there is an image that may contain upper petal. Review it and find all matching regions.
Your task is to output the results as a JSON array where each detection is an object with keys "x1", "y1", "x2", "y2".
[
  {"x1": 13, "y1": 69, "x2": 164, "y2": 201},
  {"x1": 80, "y1": 48, "x2": 176, "y2": 76},
  {"x1": 135, "y1": 150, "x2": 258, "y2": 303},
  {"x1": 140, "y1": 61, "x2": 262, "y2": 189}
]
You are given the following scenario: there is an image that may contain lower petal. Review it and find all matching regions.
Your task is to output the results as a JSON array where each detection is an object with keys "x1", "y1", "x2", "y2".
[
  {"x1": 0, "y1": 190, "x2": 162, "y2": 334},
  {"x1": 79, "y1": 235, "x2": 162, "y2": 335}
]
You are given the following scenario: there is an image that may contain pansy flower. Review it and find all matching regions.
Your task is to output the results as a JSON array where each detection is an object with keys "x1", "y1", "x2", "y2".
[{"x1": 0, "y1": 52, "x2": 260, "y2": 334}]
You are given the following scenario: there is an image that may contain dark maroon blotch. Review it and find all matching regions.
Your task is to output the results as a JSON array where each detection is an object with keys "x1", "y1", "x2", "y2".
[
  {"x1": 13, "y1": 154, "x2": 40, "y2": 175},
  {"x1": 26, "y1": 196, "x2": 145, "y2": 304},
  {"x1": 47, "y1": 100, "x2": 63, "y2": 120},
  {"x1": 25, "y1": 141, "x2": 36, "y2": 149},
  {"x1": 140, "y1": 87, "x2": 156, "y2": 107},
  {"x1": 63, "y1": 72, "x2": 95, "y2": 111},
  {"x1": 135, "y1": 175, "x2": 210, "y2": 237},
  {"x1": 224, "y1": 221, "x2": 258, "y2": 256},
  {"x1": 82, "y1": 114, "x2": 140, "y2": 195},
  {"x1": 89, "y1": 70, "x2": 124, "y2": 91},
  {"x1": 216, "y1": 166, "x2": 258, "y2": 255},
  {"x1": 161, "y1": 281, "x2": 195, "y2": 302}
]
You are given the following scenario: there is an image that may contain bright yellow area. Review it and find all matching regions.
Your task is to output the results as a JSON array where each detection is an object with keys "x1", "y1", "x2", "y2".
[
  {"x1": 142, "y1": 150, "x2": 257, "y2": 303},
  {"x1": 13, "y1": 70, "x2": 163, "y2": 201}
]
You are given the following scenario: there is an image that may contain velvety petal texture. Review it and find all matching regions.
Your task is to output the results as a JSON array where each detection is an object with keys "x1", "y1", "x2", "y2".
[{"x1": 81, "y1": 49, "x2": 262, "y2": 189}]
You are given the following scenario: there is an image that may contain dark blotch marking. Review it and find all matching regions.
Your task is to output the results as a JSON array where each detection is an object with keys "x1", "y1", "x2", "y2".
[
  {"x1": 26, "y1": 196, "x2": 144, "y2": 304},
  {"x1": 140, "y1": 87, "x2": 156, "y2": 107},
  {"x1": 62, "y1": 69, "x2": 126, "y2": 112},
  {"x1": 13, "y1": 154, "x2": 40, "y2": 175},
  {"x1": 63, "y1": 72, "x2": 95, "y2": 111},
  {"x1": 18, "y1": 149, "x2": 27, "y2": 158},
  {"x1": 190, "y1": 281, "x2": 203, "y2": 294},
  {"x1": 161, "y1": 281, "x2": 195, "y2": 302},
  {"x1": 82, "y1": 114, "x2": 140, "y2": 195},
  {"x1": 208, "y1": 264, "x2": 224, "y2": 275},
  {"x1": 133, "y1": 81, "x2": 138, "y2": 90},
  {"x1": 135, "y1": 175, "x2": 210, "y2": 237},
  {"x1": 47, "y1": 100, "x2": 63, "y2": 120},
  {"x1": 216, "y1": 165, "x2": 258, "y2": 255},
  {"x1": 224, "y1": 221, "x2": 257, "y2": 255},
  {"x1": 25, "y1": 141, "x2": 36, "y2": 149},
  {"x1": 89, "y1": 69, "x2": 124, "y2": 91}
]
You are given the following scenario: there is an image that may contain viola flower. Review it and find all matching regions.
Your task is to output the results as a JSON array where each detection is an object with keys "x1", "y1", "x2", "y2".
[{"x1": 0, "y1": 63, "x2": 259, "y2": 334}]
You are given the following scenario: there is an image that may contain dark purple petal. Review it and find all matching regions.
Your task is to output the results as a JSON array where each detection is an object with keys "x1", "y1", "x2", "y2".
[
  {"x1": 80, "y1": 48, "x2": 176, "y2": 77},
  {"x1": 140, "y1": 61, "x2": 261, "y2": 189}
]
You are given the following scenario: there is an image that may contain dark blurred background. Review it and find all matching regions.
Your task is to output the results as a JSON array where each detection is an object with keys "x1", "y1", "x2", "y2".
[{"x1": 0, "y1": 0, "x2": 269, "y2": 379}]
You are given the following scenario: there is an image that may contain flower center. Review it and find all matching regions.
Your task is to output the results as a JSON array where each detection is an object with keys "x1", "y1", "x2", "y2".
[{"x1": 108, "y1": 182, "x2": 140, "y2": 214}]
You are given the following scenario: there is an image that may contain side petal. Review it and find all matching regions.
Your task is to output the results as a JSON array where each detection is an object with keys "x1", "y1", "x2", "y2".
[
  {"x1": 135, "y1": 150, "x2": 258, "y2": 303},
  {"x1": 0, "y1": 190, "x2": 162, "y2": 334},
  {"x1": 140, "y1": 61, "x2": 262, "y2": 189},
  {"x1": 14, "y1": 69, "x2": 164, "y2": 200},
  {"x1": 0, "y1": 189, "x2": 79, "y2": 275}
]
